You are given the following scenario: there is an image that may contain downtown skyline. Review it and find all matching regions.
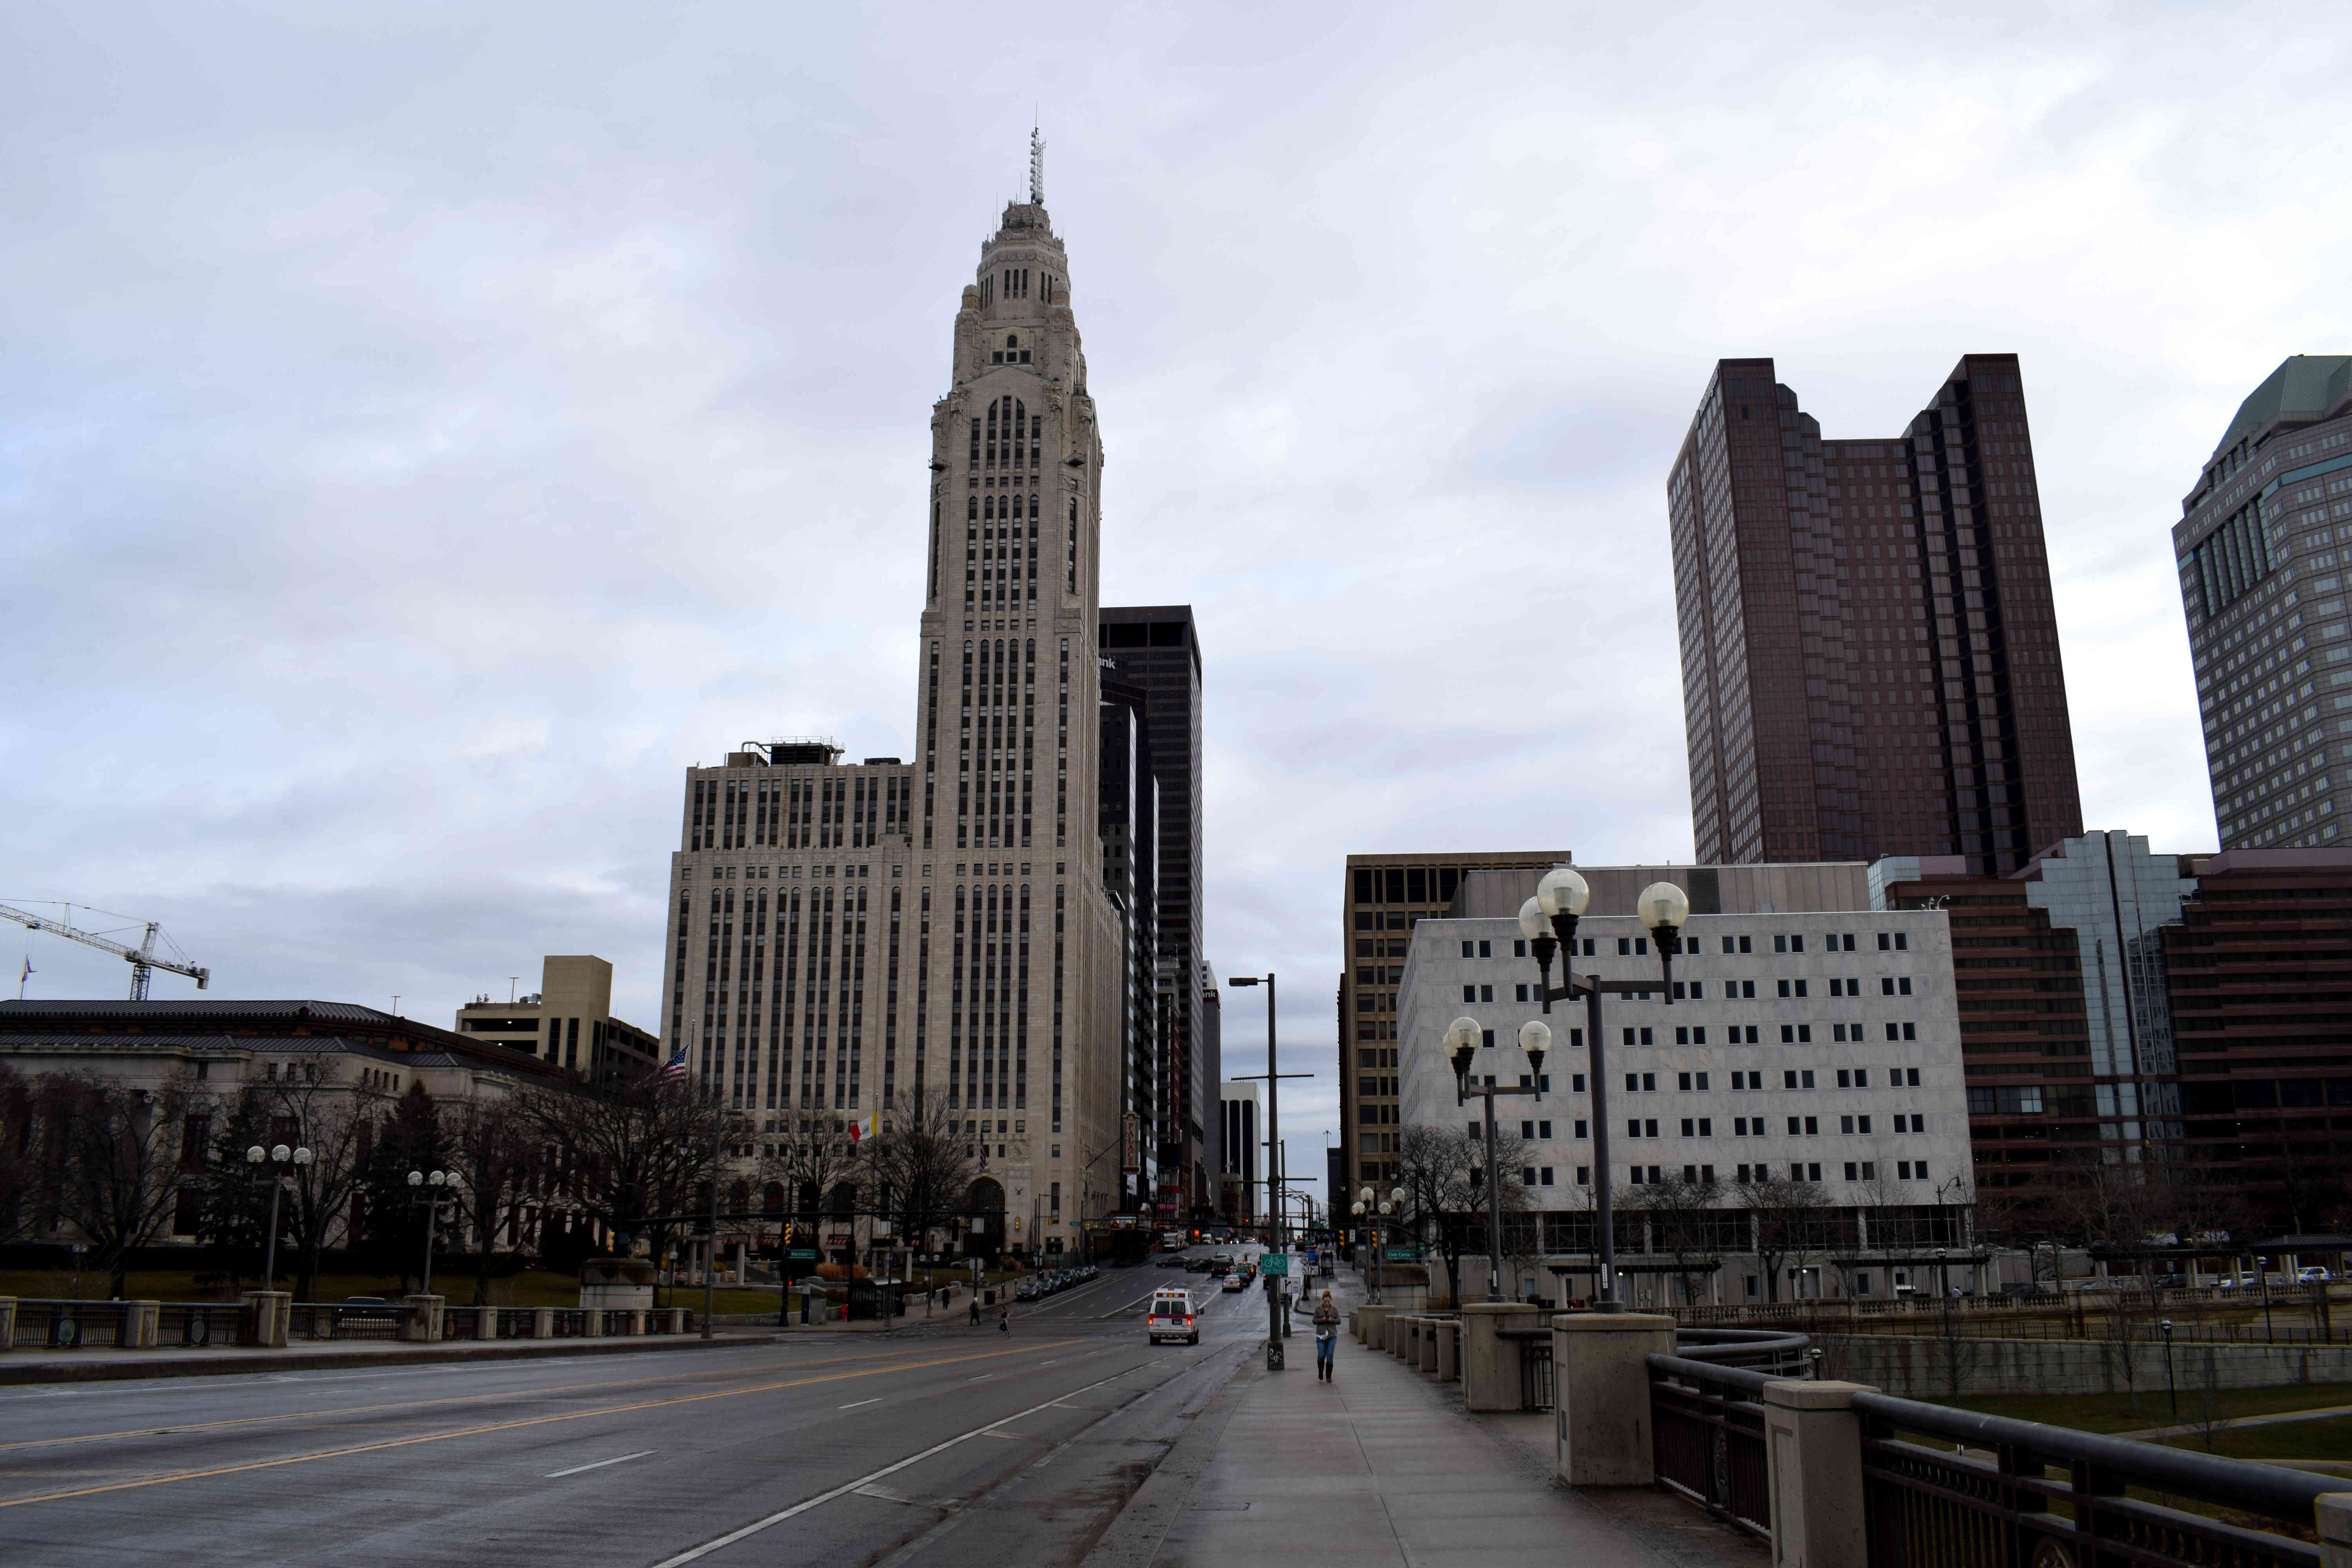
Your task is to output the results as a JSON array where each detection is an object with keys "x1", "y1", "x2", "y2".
[{"x1": 9, "y1": 0, "x2": 2348, "y2": 1216}]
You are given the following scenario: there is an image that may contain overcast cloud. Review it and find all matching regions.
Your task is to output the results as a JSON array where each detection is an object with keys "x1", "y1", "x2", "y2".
[{"x1": 6, "y1": 2, "x2": 2348, "y2": 1212}]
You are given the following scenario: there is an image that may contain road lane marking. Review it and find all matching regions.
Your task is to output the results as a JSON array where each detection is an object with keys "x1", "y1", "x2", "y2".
[
  {"x1": 0, "y1": 1339, "x2": 1085, "y2": 1512},
  {"x1": 647, "y1": 1367, "x2": 1136, "y2": 1568},
  {"x1": 838, "y1": 1399, "x2": 882, "y2": 1410},
  {"x1": 545, "y1": 1450, "x2": 653, "y2": 1478},
  {"x1": 0, "y1": 1341, "x2": 1050, "y2": 1459}
]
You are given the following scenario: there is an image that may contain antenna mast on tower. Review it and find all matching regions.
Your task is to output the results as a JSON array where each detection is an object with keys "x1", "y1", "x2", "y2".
[{"x1": 1029, "y1": 123, "x2": 1045, "y2": 206}]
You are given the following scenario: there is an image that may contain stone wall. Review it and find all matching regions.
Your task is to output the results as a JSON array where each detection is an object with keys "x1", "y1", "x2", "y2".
[{"x1": 1822, "y1": 1334, "x2": 2352, "y2": 1396}]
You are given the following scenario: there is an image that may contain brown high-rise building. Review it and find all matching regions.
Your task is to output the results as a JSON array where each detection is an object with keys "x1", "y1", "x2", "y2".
[
  {"x1": 1671, "y1": 356, "x2": 2082, "y2": 877},
  {"x1": 1338, "y1": 850, "x2": 1565, "y2": 1192}
]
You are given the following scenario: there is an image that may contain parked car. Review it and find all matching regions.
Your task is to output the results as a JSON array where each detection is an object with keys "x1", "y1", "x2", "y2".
[
  {"x1": 2151, "y1": 1272, "x2": 2188, "y2": 1290},
  {"x1": 2299, "y1": 1266, "x2": 2334, "y2": 1283},
  {"x1": 1997, "y1": 1282, "x2": 2053, "y2": 1300},
  {"x1": 1156, "y1": 1253, "x2": 1190, "y2": 1268}
]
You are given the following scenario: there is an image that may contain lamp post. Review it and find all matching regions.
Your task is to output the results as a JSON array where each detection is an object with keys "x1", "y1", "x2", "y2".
[
  {"x1": 2161, "y1": 1318, "x2": 2179, "y2": 1419},
  {"x1": 1518, "y1": 867, "x2": 1689, "y2": 1311},
  {"x1": 1447, "y1": 1016, "x2": 1550, "y2": 1302},
  {"x1": 1229, "y1": 973, "x2": 1304, "y2": 1371},
  {"x1": 405, "y1": 1169, "x2": 462, "y2": 1297},
  {"x1": 1352, "y1": 1185, "x2": 1408, "y2": 1303},
  {"x1": 245, "y1": 1143, "x2": 312, "y2": 1289}
]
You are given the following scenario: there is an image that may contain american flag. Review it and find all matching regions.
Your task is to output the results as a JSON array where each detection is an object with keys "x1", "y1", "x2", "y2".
[{"x1": 655, "y1": 1047, "x2": 689, "y2": 1082}]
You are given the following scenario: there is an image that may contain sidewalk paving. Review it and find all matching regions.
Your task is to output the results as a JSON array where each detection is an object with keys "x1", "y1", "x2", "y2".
[
  {"x1": 0, "y1": 1330, "x2": 772, "y2": 1385},
  {"x1": 1136, "y1": 1290, "x2": 1764, "y2": 1568}
]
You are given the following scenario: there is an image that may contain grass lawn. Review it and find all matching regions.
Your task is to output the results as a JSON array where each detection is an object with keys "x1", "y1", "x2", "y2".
[
  {"x1": 2157, "y1": 1415, "x2": 2352, "y2": 1465},
  {"x1": 1929, "y1": 1384, "x2": 2352, "y2": 1434}
]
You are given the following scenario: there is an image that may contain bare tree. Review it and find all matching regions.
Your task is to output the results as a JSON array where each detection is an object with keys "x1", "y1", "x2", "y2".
[
  {"x1": 515, "y1": 1070, "x2": 733, "y2": 1277},
  {"x1": 1631, "y1": 1172, "x2": 1724, "y2": 1308},
  {"x1": 442, "y1": 1097, "x2": 539, "y2": 1305},
  {"x1": 1733, "y1": 1174, "x2": 1833, "y2": 1304},
  {"x1": 260, "y1": 1065, "x2": 387, "y2": 1303},
  {"x1": 1394, "y1": 1122, "x2": 1526, "y2": 1305},
  {"x1": 766, "y1": 1105, "x2": 864, "y2": 1233},
  {"x1": 32, "y1": 1071, "x2": 202, "y2": 1299},
  {"x1": 858, "y1": 1091, "x2": 974, "y2": 1254},
  {"x1": 0, "y1": 1061, "x2": 37, "y2": 1244}
]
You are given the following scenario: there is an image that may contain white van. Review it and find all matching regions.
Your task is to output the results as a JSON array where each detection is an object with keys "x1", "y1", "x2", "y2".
[{"x1": 1149, "y1": 1287, "x2": 1201, "y2": 1345}]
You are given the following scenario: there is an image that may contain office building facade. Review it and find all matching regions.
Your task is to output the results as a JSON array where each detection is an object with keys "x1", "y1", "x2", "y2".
[
  {"x1": 655, "y1": 173, "x2": 1127, "y2": 1256},
  {"x1": 453, "y1": 955, "x2": 661, "y2": 1084},
  {"x1": 2175, "y1": 356, "x2": 2352, "y2": 849},
  {"x1": 1878, "y1": 838, "x2": 2352, "y2": 1236},
  {"x1": 1099, "y1": 671, "x2": 1160, "y2": 1214},
  {"x1": 1100, "y1": 606, "x2": 1212, "y2": 1220},
  {"x1": 1670, "y1": 355, "x2": 2082, "y2": 876},
  {"x1": 1392, "y1": 884, "x2": 1973, "y2": 1306},
  {"x1": 1219, "y1": 1079, "x2": 1261, "y2": 1225}
]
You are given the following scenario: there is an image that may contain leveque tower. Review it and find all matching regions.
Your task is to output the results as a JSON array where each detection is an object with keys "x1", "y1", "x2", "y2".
[{"x1": 657, "y1": 155, "x2": 1123, "y2": 1256}]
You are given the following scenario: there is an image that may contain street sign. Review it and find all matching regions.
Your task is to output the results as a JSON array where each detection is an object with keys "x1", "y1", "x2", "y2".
[
  {"x1": 1384, "y1": 1247, "x2": 1423, "y2": 1261},
  {"x1": 787, "y1": 1249, "x2": 820, "y2": 1260},
  {"x1": 1260, "y1": 1252, "x2": 1289, "y2": 1276}
]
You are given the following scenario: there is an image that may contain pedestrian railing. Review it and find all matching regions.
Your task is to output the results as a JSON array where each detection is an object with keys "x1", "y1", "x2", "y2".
[
  {"x1": 157, "y1": 1302, "x2": 245, "y2": 1347},
  {"x1": 286, "y1": 1302, "x2": 405, "y2": 1342},
  {"x1": 1647, "y1": 1352, "x2": 1775, "y2": 1541},
  {"x1": 1633, "y1": 1330, "x2": 2340, "y2": 1566},
  {"x1": 9, "y1": 1300, "x2": 131, "y2": 1349},
  {"x1": 548, "y1": 1308, "x2": 589, "y2": 1338},
  {"x1": 1853, "y1": 1388, "x2": 2334, "y2": 1568}
]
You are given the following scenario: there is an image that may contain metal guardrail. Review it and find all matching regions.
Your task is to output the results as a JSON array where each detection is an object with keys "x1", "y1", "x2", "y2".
[
  {"x1": 1853, "y1": 1389, "x2": 2332, "y2": 1568},
  {"x1": 9, "y1": 1300, "x2": 131, "y2": 1349},
  {"x1": 157, "y1": 1303, "x2": 245, "y2": 1347},
  {"x1": 1648, "y1": 1351, "x2": 1776, "y2": 1540},
  {"x1": 286, "y1": 1302, "x2": 405, "y2": 1342}
]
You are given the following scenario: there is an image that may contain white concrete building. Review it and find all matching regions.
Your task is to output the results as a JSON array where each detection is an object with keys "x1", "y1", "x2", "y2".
[{"x1": 1393, "y1": 867, "x2": 1974, "y2": 1305}]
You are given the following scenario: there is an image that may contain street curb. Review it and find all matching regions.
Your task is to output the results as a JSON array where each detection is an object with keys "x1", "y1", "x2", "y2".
[
  {"x1": 1078, "y1": 1344, "x2": 1260, "y2": 1568},
  {"x1": 0, "y1": 1332, "x2": 774, "y2": 1386}
]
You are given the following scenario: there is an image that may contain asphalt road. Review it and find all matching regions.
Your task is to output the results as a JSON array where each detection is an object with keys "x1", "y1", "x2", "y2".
[{"x1": 0, "y1": 1250, "x2": 1280, "y2": 1568}]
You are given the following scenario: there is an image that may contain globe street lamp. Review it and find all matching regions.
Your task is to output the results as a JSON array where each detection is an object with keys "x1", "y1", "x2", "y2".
[
  {"x1": 1446, "y1": 1015, "x2": 1552, "y2": 1303},
  {"x1": 245, "y1": 1142, "x2": 312, "y2": 1290},
  {"x1": 406, "y1": 1169, "x2": 463, "y2": 1298},
  {"x1": 1517, "y1": 868, "x2": 1689, "y2": 1311},
  {"x1": 1353, "y1": 1184, "x2": 1409, "y2": 1303}
]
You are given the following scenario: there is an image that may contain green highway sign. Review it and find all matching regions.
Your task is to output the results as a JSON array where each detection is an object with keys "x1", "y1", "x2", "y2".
[{"x1": 1259, "y1": 1252, "x2": 1289, "y2": 1276}]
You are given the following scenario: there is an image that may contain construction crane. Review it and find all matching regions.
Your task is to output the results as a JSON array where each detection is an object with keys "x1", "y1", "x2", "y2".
[{"x1": 1, "y1": 901, "x2": 210, "y2": 1000}]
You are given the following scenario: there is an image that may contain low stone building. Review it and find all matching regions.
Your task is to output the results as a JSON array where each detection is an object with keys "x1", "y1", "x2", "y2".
[{"x1": 1394, "y1": 862, "x2": 1975, "y2": 1306}]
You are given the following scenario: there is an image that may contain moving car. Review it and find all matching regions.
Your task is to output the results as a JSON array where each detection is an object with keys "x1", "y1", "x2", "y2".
[
  {"x1": 1149, "y1": 1287, "x2": 1201, "y2": 1345},
  {"x1": 1221, "y1": 1271, "x2": 1248, "y2": 1293}
]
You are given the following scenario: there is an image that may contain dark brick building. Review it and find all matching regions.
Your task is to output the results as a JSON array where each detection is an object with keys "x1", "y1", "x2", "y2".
[
  {"x1": 1672, "y1": 355, "x2": 2082, "y2": 876},
  {"x1": 1098, "y1": 605, "x2": 1212, "y2": 1219},
  {"x1": 1876, "y1": 839, "x2": 2352, "y2": 1238}
]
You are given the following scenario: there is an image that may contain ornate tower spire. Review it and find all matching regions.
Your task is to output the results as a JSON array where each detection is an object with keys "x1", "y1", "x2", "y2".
[{"x1": 1029, "y1": 122, "x2": 1045, "y2": 207}]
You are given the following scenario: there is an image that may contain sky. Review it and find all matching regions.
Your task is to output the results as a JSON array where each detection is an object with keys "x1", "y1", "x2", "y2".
[{"x1": 6, "y1": 1, "x2": 2350, "y2": 1218}]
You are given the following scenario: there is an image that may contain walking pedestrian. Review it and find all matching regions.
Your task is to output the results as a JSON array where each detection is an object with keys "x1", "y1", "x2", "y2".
[
  {"x1": 969, "y1": 1294, "x2": 981, "y2": 1327},
  {"x1": 998, "y1": 1303, "x2": 1011, "y2": 1334},
  {"x1": 1312, "y1": 1290, "x2": 1341, "y2": 1381}
]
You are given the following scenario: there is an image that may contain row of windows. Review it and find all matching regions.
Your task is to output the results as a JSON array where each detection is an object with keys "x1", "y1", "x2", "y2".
[
  {"x1": 1621, "y1": 1067, "x2": 1924, "y2": 1092},
  {"x1": 1481, "y1": 977, "x2": 1920, "y2": 1003},
  {"x1": 1612, "y1": 1020, "x2": 1922, "y2": 1045},
  {"x1": 1492, "y1": 930, "x2": 1913, "y2": 959}
]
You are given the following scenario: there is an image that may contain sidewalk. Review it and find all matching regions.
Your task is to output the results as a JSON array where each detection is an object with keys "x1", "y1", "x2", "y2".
[
  {"x1": 0, "y1": 1330, "x2": 772, "y2": 1385},
  {"x1": 1136, "y1": 1290, "x2": 1764, "y2": 1568}
]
